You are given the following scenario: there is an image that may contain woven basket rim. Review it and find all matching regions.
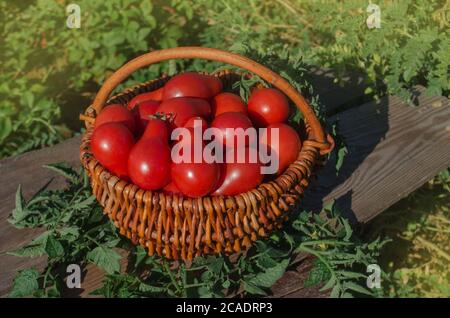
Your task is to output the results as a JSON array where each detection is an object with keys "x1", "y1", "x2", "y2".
[{"x1": 81, "y1": 70, "x2": 330, "y2": 202}]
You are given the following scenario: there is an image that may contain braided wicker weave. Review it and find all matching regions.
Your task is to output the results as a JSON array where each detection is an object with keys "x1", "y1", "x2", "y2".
[{"x1": 80, "y1": 47, "x2": 334, "y2": 261}]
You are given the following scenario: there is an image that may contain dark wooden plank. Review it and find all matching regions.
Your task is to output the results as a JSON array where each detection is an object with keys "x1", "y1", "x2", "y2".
[
  {"x1": 0, "y1": 136, "x2": 81, "y2": 297},
  {"x1": 303, "y1": 86, "x2": 450, "y2": 223},
  {"x1": 270, "y1": 255, "x2": 328, "y2": 298}
]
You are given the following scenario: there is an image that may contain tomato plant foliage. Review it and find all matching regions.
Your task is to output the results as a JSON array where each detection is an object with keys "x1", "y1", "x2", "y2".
[
  {"x1": 8, "y1": 163, "x2": 388, "y2": 298},
  {"x1": 0, "y1": 0, "x2": 197, "y2": 158},
  {"x1": 1, "y1": 0, "x2": 447, "y2": 158}
]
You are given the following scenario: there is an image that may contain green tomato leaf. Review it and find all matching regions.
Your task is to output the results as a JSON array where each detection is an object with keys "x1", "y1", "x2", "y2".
[
  {"x1": 8, "y1": 231, "x2": 50, "y2": 258},
  {"x1": 243, "y1": 282, "x2": 267, "y2": 296},
  {"x1": 0, "y1": 116, "x2": 12, "y2": 142},
  {"x1": 87, "y1": 246, "x2": 122, "y2": 274},
  {"x1": 71, "y1": 195, "x2": 96, "y2": 211},
  {"x1": 320, "y1": 275, "x2": 337, "y2": 291},
  {"x1": 45, "y1": 235, "x2": 64, "y2": 259},
  {"x1": 330, "y1": 284, "x2": 341, "y2": 298},
  {"x1": 9, "y1": 268, "x2": 40, "y2": 298},
  {"x1": 58, "y1": 227, "x2": 80, "y2": 242},
  {"x1": 9, "y1": 185, "x2": 31, "y2": 228},
  {"x1": 343, "y1": 281, "x2": 374, "y2": 296},
  {"x1": 43, "y1": 163, "x2": 78, "y2": 184},
  {"x1": 246, "y1": 259, "x2": 289, "y2": 289},
  {"x1": 304, "y1": 259, "x2": 331, "y2": 287},
  {"x1": 335, "y1": 145, "x2": 348, "y2": 175},
  {"x1": 134, "y1": 246, "x2": 148, "y2": 268}
]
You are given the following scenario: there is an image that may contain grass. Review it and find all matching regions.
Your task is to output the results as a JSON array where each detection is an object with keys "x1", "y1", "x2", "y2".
[{"x1": 362, "y1": 170, "x2": 450, "y2": 297}]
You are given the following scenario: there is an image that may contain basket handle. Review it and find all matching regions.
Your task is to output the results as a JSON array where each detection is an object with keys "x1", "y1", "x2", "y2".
[{"x1": 89, "y1": 46, "x2": 326, "y2": 143}]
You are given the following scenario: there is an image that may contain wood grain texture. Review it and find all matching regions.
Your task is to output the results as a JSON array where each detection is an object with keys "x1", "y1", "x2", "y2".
[
  {"x1": 302, "y1": 87, "x2": 450, "y2": 223},
  {"x1": 0, "y1": 136, "x2": 81, "y2": 297},
  {"x1": 270, "y1": 253, "x2": 328, "y2": 298},
  {"x1": 0, "y1": 83, "x2": 448, "y2": 297}
]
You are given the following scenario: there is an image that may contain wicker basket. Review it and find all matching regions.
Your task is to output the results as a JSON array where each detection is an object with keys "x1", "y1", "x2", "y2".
[{"x1": 80, "y1": 47, "x2": 334, "y2": 261}]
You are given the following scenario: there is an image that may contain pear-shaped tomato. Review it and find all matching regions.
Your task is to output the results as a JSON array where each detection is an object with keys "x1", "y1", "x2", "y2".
[
  {"x1": 171, "y1": 161, "x2": 220, "y2": 198},
  {"x1": 170, "y1": 127, "x2": 220, "y2": 197},
  {"x1": 141, "y1": 118, "x2": 169, "y2": 142},
  {"x1": 95, "y1": 104, "x2": 136, "y2": 134},
  {"x1": 162, "y1": 72, "x2": 222, "y2": 100},
  {"x1": 210, "y1": 112, "x2": 255, "y2": 148},
  {"x1": 91, "y1": 122, "x2": 135, "y2": 180},
  {"x1": 133, "y1": 100, "x2": 160, "y2": 134},
  {"x1": 128, "y1": 88, "x2": 164, "y2": 109},
  {"x1": 258, "y1": 123, "x2": 301, "y2": 175},
  {"x1": 157, "y1": 97, "x2": 211, "y2": 130},
  {"x1": 212, "y1": 147, "x2": 263, "y2": 196},
  {"x1": 211, "y1": 92, "x2": 247, "y2": 117},
  {"x1": 128, "y1": 138, "x2": 172, "y2": 190}
]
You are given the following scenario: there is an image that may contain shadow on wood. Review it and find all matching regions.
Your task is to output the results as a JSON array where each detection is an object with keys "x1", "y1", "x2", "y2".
[
  {"x1": 302, "y1": 87, "x2": 450, "y2": 224},
  {"x1": 303, "y1": 95, "x2": 390, "y2": 223}
]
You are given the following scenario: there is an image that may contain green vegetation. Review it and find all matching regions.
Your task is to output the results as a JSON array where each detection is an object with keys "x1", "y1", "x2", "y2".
[
  {"x1": 1, "y1": 0, "x2": 448, "y2": 157},
  {"x1": 195, "y1": 0, "x2": 449, "y2": 101},
  {"x1": 363, "y1": 169, "x2": 450, "y2": 297},
  {"x1": 1, "y1": 0, "x2": 449, "y2": 297},
  {"x1": 0, "y1": 0, "x2": 198, "y2": 157},
  {"x1": 8, "y1": 164, "x2": 386, "y2": 298}
]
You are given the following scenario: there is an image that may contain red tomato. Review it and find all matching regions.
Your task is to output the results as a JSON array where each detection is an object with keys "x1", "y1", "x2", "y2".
[
  {"x1": 170, "y1": 125, "x2": 219, "y2": 197},
  {"x1": 171, "y1": 161, "x2": 220, "y2": 198},
  {"x1": 128, "y1": 138, "x2": 172, "y2": 190},
  {"x1": 184, "y1": 116, "x2": 208, "y2": 136},
  {"x1": 210, "y1": 112, "x2": 255, "y2": 148},
  {"x1": 162, "y1": 72, "x2": 221, "y2": 100},
  {"x1": 134, "y1": 100, "x2": 160, "y2": 134},
  {"x1": 211, "y1": 92, "x2": 247, "y2": 117},
  {"x1": 157, "y1": 97, "x2": 211, "y2": 130},
  {"x1": 203, "y1": 74, "x2": 222, "y2": 96},
  {"x1": 258, "y1": 123, "x2": 301, "y2": 175},
  {"x1": 128, "y1": 88, "x2": 163, "y2": 109},
  {"x1": 95, "y1": 104, "x2": 136, "y2": 134},
  {"x1": 91, "y1": 122, "x2": 135, "y2": 180},
  {"x1": 141, "y1": 118, "x2": 169, "y2": 142},
  {"x1": 189, "y1": 98, "x2": 212, "y2": 119},
  {"x1": 248, "y1": 88, "x2": 290, "y2": 127},
  {"x1": 212, "y1": 148, "x2": 263, "y2": 196}
]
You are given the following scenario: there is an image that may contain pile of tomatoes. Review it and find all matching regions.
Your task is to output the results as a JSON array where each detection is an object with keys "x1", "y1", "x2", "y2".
[{"x1": 91, "y1": 72, "x2": 302, "y2": 198}]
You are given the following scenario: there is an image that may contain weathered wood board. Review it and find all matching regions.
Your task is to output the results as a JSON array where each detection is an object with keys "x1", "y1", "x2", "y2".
[
  {"x1": 0, "y1": 79, "x2": 448, "y2": 297},
  {"x1": 302, "y1": 87, "x2": 450, "y2": 223},
  {"x1": 0, "y1": 136, "x2": 82, "y2": 298}
]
